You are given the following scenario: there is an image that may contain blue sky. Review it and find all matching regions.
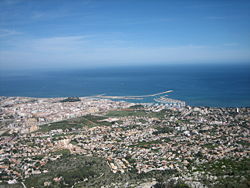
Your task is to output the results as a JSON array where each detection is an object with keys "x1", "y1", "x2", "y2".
[{"x1": 0, "y1": 0, "x2": 250, "y2": 70}]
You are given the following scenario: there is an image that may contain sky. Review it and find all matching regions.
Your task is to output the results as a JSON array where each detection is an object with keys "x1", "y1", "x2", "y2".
[{"x1": 0, "y1": 0, "x2": 250, "y2": 70}]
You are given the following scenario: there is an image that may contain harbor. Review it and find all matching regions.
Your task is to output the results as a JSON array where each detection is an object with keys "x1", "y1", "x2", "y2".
[
  {"x1": 91, "y1": 90, "x2": 186, "y2": 108},
  {"x1": 154, "y1": 96, "x2": 186, "y2": 108}
]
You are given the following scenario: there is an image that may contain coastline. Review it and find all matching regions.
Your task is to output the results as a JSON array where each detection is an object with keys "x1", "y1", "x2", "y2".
[
  {"x1": 1, "y1": 95, "x2": 249, "y2": 108},
  {"x1": 1, "y1": 64, "x2": 250, "y2": 107},
  {"x1": 1, "y1": 96, "x2": 249, "y2": 135}
]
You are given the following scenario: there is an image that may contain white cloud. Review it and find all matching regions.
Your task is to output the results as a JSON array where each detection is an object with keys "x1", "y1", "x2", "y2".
[
  {"x1": 0, "y1": 29, "x2": 21, "y2": 38},
  {"x1": 31, "y1": 10, "x2": 72, "y2": 21},
  {"x1": 0, "y1": 35, "x2": 250, "y2": 70}
]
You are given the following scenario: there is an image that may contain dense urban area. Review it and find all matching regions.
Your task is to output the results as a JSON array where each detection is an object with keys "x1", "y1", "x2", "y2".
[{"x1": 0, "y1": 96, "x2": 249, "y2": 188}]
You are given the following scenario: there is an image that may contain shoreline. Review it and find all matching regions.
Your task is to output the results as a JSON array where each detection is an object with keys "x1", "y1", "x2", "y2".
[{"x1": 1, "y1": 95, "x2": 249, "y2": 108}]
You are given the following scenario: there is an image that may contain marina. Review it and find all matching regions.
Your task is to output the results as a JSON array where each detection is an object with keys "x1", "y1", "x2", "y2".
[
  {"x1": 154, "y1": 96, "x2": 186, "y2": 108},
  {"x1": 92, "y1": 90, "x2": 186, "y2": 108}
]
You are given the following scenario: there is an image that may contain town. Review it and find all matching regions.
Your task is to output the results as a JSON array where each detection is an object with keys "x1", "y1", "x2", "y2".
[{"x1": 0, "y1": 96, "x2": 249, "y2": 188}]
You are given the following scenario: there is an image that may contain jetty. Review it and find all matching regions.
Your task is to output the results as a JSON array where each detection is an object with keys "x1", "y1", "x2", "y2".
[{"x1": 92, "y1": 90, "x2": 173, "y2": 100}]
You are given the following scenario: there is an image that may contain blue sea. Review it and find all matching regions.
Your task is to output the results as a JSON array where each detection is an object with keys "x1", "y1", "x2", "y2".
[{"x1": 1, "y1": 64, "x2": 250, "y2": 107}]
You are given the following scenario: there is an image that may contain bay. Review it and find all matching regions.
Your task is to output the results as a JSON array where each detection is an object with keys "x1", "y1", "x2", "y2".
[{"x1": 1, "y1": 64, "x2": 250, "y2": 107}]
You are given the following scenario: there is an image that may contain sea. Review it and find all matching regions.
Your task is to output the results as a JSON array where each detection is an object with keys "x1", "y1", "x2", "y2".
[{"x1": 1, "y1": 64, "x2": 250, "y2": 107}]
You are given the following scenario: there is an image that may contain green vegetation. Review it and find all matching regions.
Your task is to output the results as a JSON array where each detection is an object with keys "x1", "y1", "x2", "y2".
[
  {"x1": 37, "y1": 114, "x2": 117, "y2": 132},
  {"x1": 202, "y1": 143, "x2": 218, "y2": 149},
  {"x1": 106, "y1": 109, "x2": 149, "y2": 117},
  {"x1": 70, "y1": 139, "x2": 78, "y2": 145},
  {"x1": 31, "y1": 155, "x2": 45, "y2": 160},
  {"x1": 60, "y1": 97, "x2": 81, "y2": 102},
  {"x1": 83, "y1": 114, "x2": 116, "y2": 126},
  {"x1": 38, "y1": 120, "x2": 82, "y2": 132},
  {"x1": 194, "y1": 157, "x2": 250, "y2": 188},
  {"x1": 237, "y1": 140, "x2": 250, "y2": 147},
  {"x1": 129, "y1": 104, "x2": 144, "y2": 109},
  {"x1": 24, "y1": 153, "x2": 177, "y2": 188},
  {"x1": 138, "y1": 118, "x2": 147, "y2": 124},
  {"x1": 106, "y1": 109, "x2": 168, "y2": 119},
  {"x1": 25, "y1": 155, "x2": 102, "y2": 187},
  {"x1": 153, "y1": 126, "x2": 174, "y2": 135},
  {"x1": 125, "y1": 155, "x2": 136, "y2": 165},
  {"x1": 154, "y1": 180, "x2": 190, "y2": 188},
  {"x1": 51, "y1": 149, "x2": 71, "y2": 156},
  {"x1": 0, "y1": 130, "x2": 11, "y2": 137},
  {"x1": 0, "y1": 183, "x2": 23, "y2": 188}
]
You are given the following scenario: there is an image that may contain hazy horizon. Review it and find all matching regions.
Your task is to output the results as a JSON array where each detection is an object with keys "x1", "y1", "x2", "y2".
[{"x1": 1, "y1": 0, "x2": 250, "y2": 70}]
